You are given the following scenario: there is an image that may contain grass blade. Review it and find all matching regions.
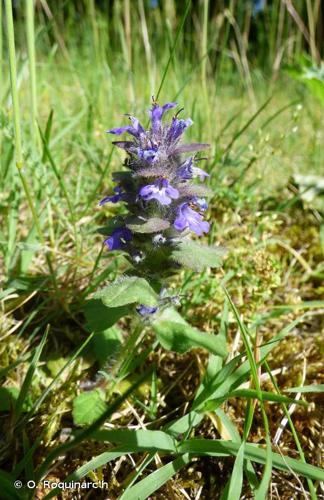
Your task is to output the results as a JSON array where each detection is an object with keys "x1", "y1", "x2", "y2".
[
  {"x1": 90, "y1": 429, "x2": 177, "y2": 452},
  {"x1": 0, "y1": 470, "x2": 21, "y2": 500},
  {"x1": 5, "y1": 0, "x2": 22, "y2": 166},
  {"x1": 285, "y1": 384, "x2": 324, "y2": 393},
  {"x1": 120, "y1": 454, "x2": 191, "y2": 500},
  {"x1": 264, "y1": 360, "x2": 317, "y2": 499},
  {"x1": 223, "y1": 288, "x2": 273, "y2": 497},
  {"x1": 155, "y1": 0, "x2": 191, "y2": 100},
  {"x1": 13, "y1": 325, "x2": 49, "y2": 424},
  {"x1": 25, "y1": 0, "x2": 38, "y2": 152},
  {"x1": 201, "y1": 389, "x2": 308, "y2": 410},
  {"x1": 178, "y1": 439, "x2": 324, "y2": 481},
  {"x1": 227, "y1": 441, "x2": 245, "y2": 500}
]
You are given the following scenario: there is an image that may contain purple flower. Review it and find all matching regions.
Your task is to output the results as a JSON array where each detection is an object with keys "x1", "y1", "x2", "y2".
[
  {"x1": 177, "y1": 158, "x2": 209, "y2": 181},
  {"x1": 150, "y1": 102, "x2": 177, "y2": 134},
  {"x1": 140, "y1": 179, "x2": 179, "y2": 205},
  {"x1": 104, "y1": 227, "x2": 132, "y2": 250},
  {"x1": 168, "y1": 117, "x2": 193, "y2": 142},
  {"x1": 107, "y1": 115, "x2": 145, "y2": 139},
  {"x1": 136, "y1": 304, "x2": 158, "y2": 316},
  {"x1": 173, "y1": 203, "x2": 210, "y2": 236},
  {"x1": 193, "y1": 197, "x2": 208, "y2": 211},
  {"x1": 99, "y1": 186, "x2": 124, "y2": 206},
  {"x1": 177, "y1": 157, "x2": 194, "y2": 180},
  {"x1": 102, "y1": 100, "x2": 213, "y2": 270},
  {"x1": 129, "y1": 116, "x2": 145, "y2": 135},
  {"x1": 137, "y1": 146, "x2": 159, "y2": 163},
  {"x1": 192, "y1": 166, "x2": 210, "y2": 181}
]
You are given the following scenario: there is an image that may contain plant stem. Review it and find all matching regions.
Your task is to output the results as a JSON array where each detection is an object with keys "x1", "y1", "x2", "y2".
[
  {"x1": 201, "y1": 0, "x2": 208, "y2": 88},
  {"x1": 106, "y1": 321, "x2": 144, "y2": 400},
  {"x1": 5, "y1": 0, "x2": 23, "y2": 167},
  {"x1": 26, "y1": 0, "x2": 38, "y2": 153}
]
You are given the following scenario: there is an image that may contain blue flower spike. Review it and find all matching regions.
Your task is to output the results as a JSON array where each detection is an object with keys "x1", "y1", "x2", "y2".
[{"x1": 100, "y1": 99, "x2": 212, "y2": 275}]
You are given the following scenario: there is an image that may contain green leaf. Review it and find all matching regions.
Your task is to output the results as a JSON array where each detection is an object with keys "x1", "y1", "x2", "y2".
[
  {"x1": 6, "y1": 276, "x2": 48, "y2": 292},
  {"x1": 284, "y1": 384, "x2": 324, "y2": 393},
  {"x1": 0, "y1": 387, "x2": 19, "y2": 412},
  {"x1": 14, "y1": 326, "x2": 49, "y2": 423},
  {"x1": 84, "y1": 299, "x2": 128, "y2": 332},
  {"x1": 92, "y1": 429, "x2": 177, "y2": 452},
  {"x1": 120, "y1": 454, "x2": 191, "y2": 500},
  {"x1": 171, "y1": 240, "x2": 226, "y2": 271},
  {"x1": 164, "y1": 411, "x2": 203, "y2": 437},
  {"x1": 16, "y1": 334, "x2": 95, "y2": 432},
  {"x1": 153, "y1": 308, "x2": 227, "y2": 357},
  {"x1": 178, "y1": 439, "x2": 324, "y2": 481},
  {"x1": 94, "y1": 277, "x2": 158, "y2": 308},
  {"x1": 41, "y1": 429, "x2": 324, "y2": 500},
  {"x1": 214, "y1": 409, "x2": 259, "y2": 491},
  {"x1": 200, "y1": 389, "x2": 308, "y2": 411},
  {"x1": 126, "y1": 217, "x2": 170, "y2": 233},
  {"x1": 79, "y1": 429, "x2": 324, "y2": 484},
  {"x1": 91, "y1": 327, "x2": 123, "y2": 367},
  {"x1": 72, "y1": 390, "x2": 107, "y2": 426},
  {"x1": 255, "y1": 432, "x2": 272, "y2": 500},
  {"x1": 0, "y1": 470, "x2": 21, "y2": 500},
  {"x1": 97, "y1": 216, "x2": 125, "y2": 236},
  {"x1": 227, "y1": 441, "x2": 245, "y2": 500},
  {"x1": 12, "y1": 434, "x2": 41, "y2": 480}
]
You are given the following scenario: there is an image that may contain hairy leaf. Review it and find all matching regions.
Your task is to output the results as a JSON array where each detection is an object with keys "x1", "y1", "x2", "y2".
[
  {"x1": 94, "y1": 277, "x2": 158, "y2": 308},
  {"x1": 172, "y1": 241, "x2": 226, "y2": 271},
  {"x1": 97, "y1": 217, "x2": 125, "y2": 236},
  {"x1": 84, "y1": 299, "x2": 129, "y2": 331},
  {"x1": 92, "y1": 327, "x2": 123, "y2": 367},
  {"x1": 72, "y1": 390, "x2": 107, "y2": 426},
  {"x1": 153, "y1": 308, "x2": 227, "y2": 357},
  {"x1": 126, "y1": 217, "x2": 170, "y2": 233}
]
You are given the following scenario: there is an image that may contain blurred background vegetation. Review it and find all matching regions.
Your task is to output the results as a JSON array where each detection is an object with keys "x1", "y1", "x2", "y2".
[{"x1": 9, "y1": 0, "x2": 324, "y2": 68}]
